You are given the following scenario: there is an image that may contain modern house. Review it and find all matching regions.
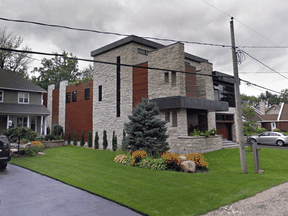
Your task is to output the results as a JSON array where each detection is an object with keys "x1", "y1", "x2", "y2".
[
  {"x1": 0, "y1": 68, "x2": 50, "y2": 135},
  {"x1": 48, "y1": 35, "x2": 238, "y2": 153}
]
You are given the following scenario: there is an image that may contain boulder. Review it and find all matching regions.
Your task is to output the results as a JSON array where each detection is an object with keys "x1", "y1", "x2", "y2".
[
  {"x1": 178, "y1": 156, "x2": 187, "y2": 162},
  {"x1": 180, "y1": 161, "x2": 196, "y2": 173}
]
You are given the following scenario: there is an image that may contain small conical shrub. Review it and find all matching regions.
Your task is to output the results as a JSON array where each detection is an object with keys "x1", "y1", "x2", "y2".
[
  {"x1": 94, "y1": 131, "x2": 99, "y2": 149},
  {"x1": 80, "y1": 131, "x2": 85, "y2": 146},
  {"x1": 88, "y1": 131, "x2": 92, "y2": 147},
  {"x1": 103, "y1": 130, "x2": 108, "y2": 150},
  {"x1": 112, "y1": 131, "x2": 117, "y2": 151},
  {"x1": 67, "y1": 129, "x2": 71, "y2": 145},
  {"x1": 73, "y1": 130, "x2": 77, "y2": 146}
]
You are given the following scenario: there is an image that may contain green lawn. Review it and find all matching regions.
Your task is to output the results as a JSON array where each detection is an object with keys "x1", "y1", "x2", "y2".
[{"x1": 10, "y1": 145, "x2": 288, "y2": 216}]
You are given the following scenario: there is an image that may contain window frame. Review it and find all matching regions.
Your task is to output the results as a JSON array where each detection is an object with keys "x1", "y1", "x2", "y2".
[
  {"x1": 72, "y1": 91, "x2": 77, "y2": 102},
  {"x1": 0, "y1": 90, "x2": 4, "y2": 102},
  {"x1": 66, "y1": 92, "x2": 71, "y2": 103},
  {"x1": 85, "y1": 88, "x2": 90, "y2": 100},
  {"x1": 164, "y1": 72, "x2": 169, "y2": 84},
  {"x1": 18, "y1": 92, "x2": 29, "y2": 104},
  {"x1": 137, "y1": 48, "x2": 149, "y2": 56},
  {"x1": 98, "y1": 85, "x2": 102, "y2": 102},
  {"x1": 172, "y1": 111, "x2": 177, "y2": 127},
  {"x1": 165, "y1": 111, "x2": 170, "y2": 122},
  {"x1": 171, "y1": 71, "x2": 176, "y2": 86}
]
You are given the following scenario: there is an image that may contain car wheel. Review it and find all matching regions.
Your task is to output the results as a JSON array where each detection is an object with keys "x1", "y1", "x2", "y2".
[
  {"x1": 276, "y1": 140, "x2": 284, "y2": 146},
  {"x1": 250, "y1": 139, "x2": 257, "y2": 145},
  {"x1": 0, "y1": 163, "x2": 7, "y2": 169}
]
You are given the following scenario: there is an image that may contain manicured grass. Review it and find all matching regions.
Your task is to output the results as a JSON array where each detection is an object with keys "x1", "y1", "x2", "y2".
[{"x1": 10, "y1": 145, "x2": 288, "y2": 216}]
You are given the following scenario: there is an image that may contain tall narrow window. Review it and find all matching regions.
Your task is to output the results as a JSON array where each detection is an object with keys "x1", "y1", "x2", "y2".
[
  {"x1": 171, "y1": 71, "x2": 176, "y2": 86},
  {"x1": 164, "y1": 72, "x2": 169, "y2": 83},
  {"x1": 72, "y1": 91, "x2": 77, "y2": 102},
  {"x1": 98, "y1": 85, "x2": 102, "y2": 101},
  {"x1": 172, "y1": 111, "x2": 177, "y2": 127},
  {"x1": 0, "y1": 90, "x2": 3, "y2": 102},
  {"x1": 116, "y1": 56, "x2": 121, "y2": 117},
  {"x1": 85, "y1": 88, "x2": 90, "y2": 100},
  {"x1": 165, "y1": 111, "x2": 170, "y2": 122},
  {"x1": 66, "y1": 92, "x2": 70, "y2": 103}
]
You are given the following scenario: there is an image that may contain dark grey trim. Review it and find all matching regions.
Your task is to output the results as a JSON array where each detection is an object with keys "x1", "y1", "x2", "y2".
[
  {"x1": 0, "y1": 103, "x2": 50, "y2": 115},
  {"x1": 0, "y1": 87, "x2": 47, "y2": 93},
  {"x1": 91, "y1": 35, "x2": 209, "y2": 63},
  {"x1": 150, "y1": 96, "x2": 228, "y2": 111},
  {"x1": 212, "y1": 71, "x2": 235, "y2": 84}
]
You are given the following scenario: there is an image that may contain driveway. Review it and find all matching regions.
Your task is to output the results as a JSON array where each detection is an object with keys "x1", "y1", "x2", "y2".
[{"x1": 0, "y1": 164, "x2": 143, "y2": 216}]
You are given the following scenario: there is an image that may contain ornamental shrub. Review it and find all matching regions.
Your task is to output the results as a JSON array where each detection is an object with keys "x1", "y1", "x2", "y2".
[
  {"x1": 53, "y1": 124, "x2": 63, "y2": 136},
  {"x1": 88, "y1": 131, "x2": 92, "y2": 147},
  {"x1": 73, "y1": 130, "x2": 77, "y2": 146},
  {"x1": 67, "y1": 129, "x2": 71, "y2": 145},
  {"x1": 112, "y1": 131, "x2": 117, "y2": 151},
  {"x1": 80, "y1": 131, "x2": 85, "y2": 146},
  {"x1": 161, "y1": 152, "x2": 182, "y2": 171},
  {"x1": 103, "y1": 130, "x2": 108, "y2": 150},
  {"x1": 122, "y1": 98, "x2": 169, "y2": 158},
  {"x1": 94, "y1": 131, "x2": 99, "y2": 149},
  {"x1": 132, "y1": 150, "x2": 147, "y2": 165}
]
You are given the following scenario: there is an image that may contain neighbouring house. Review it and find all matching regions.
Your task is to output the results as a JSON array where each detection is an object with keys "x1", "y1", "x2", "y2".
[
  {"x1": 48, "y1": 35, "x2": 239, "y2": 153},
  {"x1": 0, "y1": 68, "x2": 50, "y2": 135}
]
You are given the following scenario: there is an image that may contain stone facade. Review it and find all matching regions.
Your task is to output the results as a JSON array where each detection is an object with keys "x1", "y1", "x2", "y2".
[
  {"x1": 170, "y1": 135, "x2": 222, "y2": 154},
  {"x1": 47, "y1": 84, "x2": 55, "y2": 132},
  {"x1": 59, "y1": 80, "x2": 68, "y2": 133}
]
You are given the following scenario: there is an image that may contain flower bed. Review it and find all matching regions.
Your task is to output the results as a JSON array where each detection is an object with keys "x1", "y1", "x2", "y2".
[{"x1": 114, "y1": 150, "x2": 209, "y2": 172}]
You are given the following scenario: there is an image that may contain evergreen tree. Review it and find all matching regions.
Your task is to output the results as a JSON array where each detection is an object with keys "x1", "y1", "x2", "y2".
[
  {"x1": 103, "y1": 130, "x2": 108, "y2": 150},
  {"x1": 88, "y1": 131, "x2": 92, "y2": 147},
  {"x1": 73, "y1": 130, "x2": 77, "y2": 146},
  {"x1": 67, "y1": 129, "x2": 71, "y2": 145},
  {"x1": 80, "y1": 131, "x2": 85, "y2": 146},
  {"x1": 94, "y1": 131, "x2": 99, "y2": 149},
  {"x1": 122, "y1": 129, "x2": 126, "y2": 146},
  {"x1": 112, "y1": 131, "x2": 117, "y2": 151},
  {"x1": 122, "y1": 98, "x2": 169, "y2": 157}
]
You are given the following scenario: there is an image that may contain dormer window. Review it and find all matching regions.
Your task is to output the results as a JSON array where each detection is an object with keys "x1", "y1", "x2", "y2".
[
  {"x1": 18, "y1": 92, "x2": 29, "y2": 104},
  {"x1": 0, "y1": 90, "x2": 3, "y2": 102}
]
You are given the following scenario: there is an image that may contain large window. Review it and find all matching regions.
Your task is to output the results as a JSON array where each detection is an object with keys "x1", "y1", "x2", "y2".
[
  {"x1": 66, "y1": 92, "x2": 70, "y2": 103},
  {"x1": 214, "y1": 82, "x2": 235, "y2": 107},
  {"x1": 0, "y1": 90, "x2": 3, "y2": 102},
  {"x1": 17, "y1": 117, "x2": 28, "y2": 127},
  {"x1": 18, "y1": 92, "x2": 29, "y2": 104}
]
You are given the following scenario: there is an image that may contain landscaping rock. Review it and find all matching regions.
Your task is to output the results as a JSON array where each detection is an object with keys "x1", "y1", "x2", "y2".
[
  {"x1": 178, "y1": 156, "x2": 187, "y2": 162},
  {"x1": 180, "y1": 161, "x2": 196, "y2": 173}
]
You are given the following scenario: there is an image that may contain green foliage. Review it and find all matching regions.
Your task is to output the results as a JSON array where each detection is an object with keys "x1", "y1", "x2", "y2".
[
  {"x1": 256, "y1": 128, "x2": 267, "y2": 133},
  {"x1": 69, "y1": 77, "x2": 92, "y2": 86},
  {"x1": 190, "y1": 129, "x2": 217, "y2": 138},
  {"x1": 19, "y1": 146, "x2": 44, "y2": 157},
  {"x1": 73, "y1": 130, "x2": 77, "y2": 146},
  {"x1": 243, "y1": 121, "x2": 258, "y2": 136},
  {"x1": 4, "y1": 126, "x2": 37, "y2": 143},
  {"x1": 47, "y1": 127, "x2": 50, "y2": 135},
  {"x1": 259, "y1": 91, "x2": 280, "y2": 108},
  {"x1": 53, "y1": 124, "x2": 63, "y2": 136},
  {"x1": 80, "y1": 131, "x2": 85, "y2": 146},
  {"x1": 122, "y1": 98, "x2": 169, "y2": 157},
  {"x1": 112, "y1": 131, "x2": 117, "y2": 151},
  {"x1": 44, "y1": 134, "x2": 57, "y2": 141},
  {"x1": 94, "y1": 132, "x2": 99, "y2": 149},
  {"x1": 242, "y1": 106, "x2": 256, "y2": 121},
  {"x1": 240, "y1": 94, "x2": 260, "y2": 108},
  {"x1": 204, "y1": 130, "x2": 210, "y2": 138},
  {"x1": 30, "y1": 51, "x2": 81, "y2": 90},
  {"x1": 122, "y1": 130, "x2": 126, "y2": 145},
  {"x1": 67, "y1": 129, "x2": 71, "y2": 145},
  {"x1": 209, "y1": 128, "x2": 217, "y2": 136},
  {"x1": 103, "y1": 130, "x2": 108, "y2": 150},
  {"x1": 88, "y1": 131, "x2": 92, "y2": 147},
  {"x1": 21, "y1": 138, "x2": 30, "y2": 144}
]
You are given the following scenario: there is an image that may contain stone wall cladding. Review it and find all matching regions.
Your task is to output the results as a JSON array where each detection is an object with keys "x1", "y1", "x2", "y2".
[
  {"x1": 148, "y1": 43, "x2": 186, "y2": 99},
  {"x1": 93, "y1": 43, "x2": 152, "y2": 150},
  {"x1": 169, "y1": 135, "x2": 222, "y2": 154},
  {"x1": 47, "y1": 84, "x2": 55, "y2": 132},
  {"x1": 59, "y1": 80, "x2": 68, "y2": 133}
]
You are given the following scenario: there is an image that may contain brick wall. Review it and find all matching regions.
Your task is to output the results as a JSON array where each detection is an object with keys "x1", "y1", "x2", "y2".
[{"x1": 65, "y1": 80, "x2": 93, "y2": 142}]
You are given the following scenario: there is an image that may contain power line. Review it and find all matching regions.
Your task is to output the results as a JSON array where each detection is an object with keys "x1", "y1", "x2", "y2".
[
  {"x1": 2, "y1": 16, "x2": 288, "y2": 49},
  {"x1": 242, "y1": 50, "x2": 288, "y2": 80},
  {"x1": 0, "y1": 47, "x2": 281, "y2": 95}
]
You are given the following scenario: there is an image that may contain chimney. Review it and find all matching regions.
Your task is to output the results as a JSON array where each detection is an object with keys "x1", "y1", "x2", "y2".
[{"x1": 259, "y1": 100, "x2": 265, "y2": 114}]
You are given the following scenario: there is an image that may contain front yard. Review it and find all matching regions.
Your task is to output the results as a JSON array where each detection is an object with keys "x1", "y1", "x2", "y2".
[{"x1": 10, "y1": 146, "x2": 288, "y2": 216}]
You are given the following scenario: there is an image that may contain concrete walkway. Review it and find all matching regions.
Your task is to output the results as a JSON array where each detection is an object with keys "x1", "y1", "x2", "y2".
[{"x1": 0, "y1": 164, "x2": 143, "y2": 216}]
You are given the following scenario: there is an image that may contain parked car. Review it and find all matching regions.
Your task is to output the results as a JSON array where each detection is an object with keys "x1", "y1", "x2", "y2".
[
  {"x1": 0, "y1": 135, "x2": 12, "y2": 169},
  {"x1": 247, "y1": 132, "x2": 288, "y2": 146}
]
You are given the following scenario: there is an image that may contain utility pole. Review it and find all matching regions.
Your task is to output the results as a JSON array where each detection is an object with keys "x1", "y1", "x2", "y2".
[{"x1": 230, "y1": 17, "x2": 248, "y2": 174}]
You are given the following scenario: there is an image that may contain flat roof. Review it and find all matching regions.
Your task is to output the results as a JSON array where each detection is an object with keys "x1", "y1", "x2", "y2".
[{"x1": 91, "y1": 35, "x2": 209, "y2": 63}]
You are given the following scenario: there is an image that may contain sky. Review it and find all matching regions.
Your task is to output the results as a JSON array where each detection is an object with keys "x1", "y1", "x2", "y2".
[{"x1": 1, "y1": 0, "x2": 288, "y2": 97}]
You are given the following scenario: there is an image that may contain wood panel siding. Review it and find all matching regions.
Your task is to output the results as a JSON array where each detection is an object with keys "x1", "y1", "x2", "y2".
[
  {"x1": 133, "y1": 62, "x2": 148, "y2": 107},
  {"x1": 185, "y1": 65, "x2": 197, "y2": 98},
  {"x1": 65, "y1": 80, "x2": 93, "y2": 142}
]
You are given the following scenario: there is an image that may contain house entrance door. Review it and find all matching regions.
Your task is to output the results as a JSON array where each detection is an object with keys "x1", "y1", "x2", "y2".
[{"x1": 216, "y1": 123, "x2": 232, "y2": 140}]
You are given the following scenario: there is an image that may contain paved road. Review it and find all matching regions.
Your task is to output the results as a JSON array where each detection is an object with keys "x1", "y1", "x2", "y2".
[{"x1": 0, "y1": 164, "x2": 143, "y2": 216}]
